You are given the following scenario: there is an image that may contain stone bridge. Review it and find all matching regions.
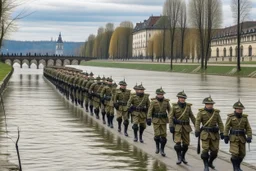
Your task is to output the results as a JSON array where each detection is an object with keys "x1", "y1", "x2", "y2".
[{"x1": 0, "y1": 53, "x2": 94, "y2": 69}]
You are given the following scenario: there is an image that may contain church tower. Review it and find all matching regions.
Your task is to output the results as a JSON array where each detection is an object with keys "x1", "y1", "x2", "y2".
[{"x1": 55, "y1": 33, "x2": 64, "y2": 56}]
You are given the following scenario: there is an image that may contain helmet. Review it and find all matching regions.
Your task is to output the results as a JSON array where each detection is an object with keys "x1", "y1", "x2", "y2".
[
  {"x1": 96, "y1": 76, "x2": 101, "y2": 81},
  {"x1": 137, "y1": 83, "x2": 145, "y2": 90},
  {"x1": 133, "y1": 83, "x2": 138, "y2": 90},
  {"x1": 233, "y1": 100, "x2": 245, "y2": 109},
  {"x1": 177, "y1": 90, "x2": 187, "y2": 99},
  {"x1": 156, "y1": 87, "x2": 165, "y2": 95},
  {"x1": 203, "y1": 96, "x2": 215, "y2": 104},
  {"x1": 102, "y1": 76, "x2": 106, "y2": 81},
  {"x1": 107, "y1": 77, "x2": 113, "y2": 82},
  {"x1": 119, "y1": 79, "x2": 127, "y2": 86},
  {"x1": 89, "y1": 72, "x2": 94, "y2": 77}
]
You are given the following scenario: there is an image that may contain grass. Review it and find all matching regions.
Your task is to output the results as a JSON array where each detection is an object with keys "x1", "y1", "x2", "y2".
[
  {"x1": 0, "y1": 62, "x2": 12, "y2": 81},
  {"x1": 82, "y1": 60, "x2": 256, "y2": 78}
]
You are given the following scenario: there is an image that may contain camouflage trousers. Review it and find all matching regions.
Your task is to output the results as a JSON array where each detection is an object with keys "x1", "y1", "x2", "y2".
[
  {"x1": 230, "y1": 140, "x2": 246, "y2": 158},
  {"x1": 201, "y1": 138, "x2": 220, "y2": 153},
  {"x1": 93, "y1": 98, "x2": 100, "y2": 109},
  {"x1": 106, "y1": 105, "x2": 114, "y2": 116},
  {"x1": 153, "y1": 124, "x2": 167, "y2": 137},
  {"x1": 116, "y1": 110, "x2": 129, "y2": 121}
]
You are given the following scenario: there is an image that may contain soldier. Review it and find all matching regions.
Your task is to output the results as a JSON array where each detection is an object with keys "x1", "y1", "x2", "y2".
[
  {"x1": 113, "y1": 79, "x2": 131, "y2": 136},
  {"x1": 89, "y1": 76, "x2": 102, "y2": 119},
  {"x1": 195, "y1": 96, "x2": 224, "y2": 171},
  {"x1": 224, "y1": 100, "x2": 252, "y2": 171},
  {"x1": 85, "y1": 72, "x2": 95, "y2": 114},
  {"x1": 169, "y1": 91, "x2": 196, "y2": 164},
  {"x1": 147, "y1": 87, "x2": 170, "y2": 157},
  {"x1": 81, "y1": 72, "x2": 89, "y2": 111},
  {"x1": 127, "y1": 83, "x2": 150, "y2": 143},
  {"x1": 99, "y1": 76, "x2": 107, "y2": 124},
  {"x1": 101, "y1": 77, "x2": 115, "y2": 128}
]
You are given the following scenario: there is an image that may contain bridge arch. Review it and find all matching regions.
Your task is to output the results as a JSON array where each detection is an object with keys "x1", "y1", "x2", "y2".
[
  {"x1": 39, "y1": 59, "x2": 46, "y2": 68},
  {"x1": 63, "y1": 59, "x2": 71, "y2": 66},
  {"x1": 56, "y1": 59, "x2": 62, "y2": 66},
  {"x1": 47, "y1": 59, "x2": 54, "y2": 67},
  {"x1": 4, "y1": 59, "x2": 12, "y2": 66},
  {"x1": 13, "y1": 59, "x2": 21, "y2": 68},
  {"x1": 71, "y1": 59, "x2": 78, "y2": 65},
  {"x1": 22, "y1": 59, "x2": 30, "y2": 68}
]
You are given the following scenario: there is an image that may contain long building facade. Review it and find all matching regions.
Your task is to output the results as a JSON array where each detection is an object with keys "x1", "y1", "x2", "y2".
[{"x1": 211, "y1": 21, "x2": 256, "y2": 58}]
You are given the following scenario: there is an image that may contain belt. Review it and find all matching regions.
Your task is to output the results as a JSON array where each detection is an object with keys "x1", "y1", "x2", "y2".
[
  {"x1": 152, "y1": 113, "x2": 168, "y2": 118},
  {"x1": 174, "y1": 119, "x2": 190, "y2": 125},
  {"x1": 230, "y1": 129, "x2": 245, "y2": 136},
  {"x1": 118, "y1": 101, "x2": 127, "y2": 106},
  {"x1": 202, "y1": 127, "x2": 219, "y2": 133},
  {"x1": 104, "y1": 96, "x2": 112, "y2": 101}
]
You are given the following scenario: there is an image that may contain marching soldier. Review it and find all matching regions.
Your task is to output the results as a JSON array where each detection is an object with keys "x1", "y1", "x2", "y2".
[
  {"x1": 224, "y1": 100, "x2": 252, "y2": 171},
  {"x1": 113, "y1": 79, "x2": 131, "y2": 136},
  {"x1": 100, "y1": 77, "x2": 115, "y2": 128},
  {"x1": 147, "y1": 87, "x2": 170, "y2": 157},
  {"x1": 81, "y1": 72, "x2": 89, "y2": 111},
  {"x1": 85, "y1": 72, "x2": 95, "y2": 114},
  {"x1": 127, "y1": 83, "x2": 150, "y2": 143},
  {"x1": 99, "y1": 76, "x2": 107, "y2": 124},
  {"x1": 89, "y1": 76, "x2": 102, "y2": 119},
  {"x1": 195, "y1": 96, "x2": 224, "y2": 171},
  {"x1": 169, "y1": 91, "x2": 195, "y2": 164}
]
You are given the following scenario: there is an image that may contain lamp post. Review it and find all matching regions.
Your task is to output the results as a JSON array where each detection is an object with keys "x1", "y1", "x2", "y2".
[{"x1": 237, "y1": 0, "x2": 241, "y2": 71}]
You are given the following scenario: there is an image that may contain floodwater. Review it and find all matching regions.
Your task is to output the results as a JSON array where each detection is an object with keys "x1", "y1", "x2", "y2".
[
  {"x1": 0, "y1": 64, "x2": 256, "y2": 170},
  {"x1": 0, "y1": 66, "x2": 167, "y2": 171}
]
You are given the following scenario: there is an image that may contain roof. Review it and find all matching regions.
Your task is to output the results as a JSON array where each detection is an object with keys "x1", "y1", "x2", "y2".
[
  {"x1": 57, "y1": 33, "x2": 63, "y2": 43},
  {"x1": 133, "y1": 16, "x2": 161, "y2": 32},
  {"x1": 213, "y1": 21, "x2": 256, "y2": 39}
]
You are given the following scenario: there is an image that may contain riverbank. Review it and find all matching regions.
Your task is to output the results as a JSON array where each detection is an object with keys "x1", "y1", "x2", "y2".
[
  {"x1": 81, "y1": 60, "x2": 256, "y2": 77},
  {"x1": 0, "y1": 62, "x2": 18, "y2": 170}
]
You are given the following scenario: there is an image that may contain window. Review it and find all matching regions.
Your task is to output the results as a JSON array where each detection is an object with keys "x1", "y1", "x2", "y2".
[
  {"x1": 217, "y1": 48, "x2": 219, "y2": 57},
  {"x1": 241, "y1": 46, "x2": 243, "y2": 57},
  {"x1": 223, "y1": 48, "x2": 227, "y2": 57},
  {"x1": 248, "y1": 45, "x2": 252, "y2": 56},
  {"x1": 229, "y1": 47, "x2": 233, "y2": 57}
]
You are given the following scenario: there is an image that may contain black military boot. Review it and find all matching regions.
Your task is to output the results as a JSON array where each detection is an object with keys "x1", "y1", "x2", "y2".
[
  {"x1": 238, "y1": 158, "x2": 243, "y2": 171},
  {"x1": 160, "y1": 137, "x2": 167, "y2": 157},
  {"x1": 201, "y1": 152, "x2": 209, "y2": 171},
  {"x1": 154, "y1": 136, "x2": 160, "y2": 154},
  {"x1": 80, "y1": 101, "x2": 84, "y2": 108},
  {"x1": 95, "y1": 109, "x2": 100, "y2": 119},
  {"x1": 208, "y1": 151, "x2": 217, "y2": 169},
  {"x1": 139, "y1": 126, "x2": 145, "y2": 143},
  {"x1": 231, "y1": 157, "x2": 240, "y2": 171},
  {"x1": 174, "y1": 144, "x2": 182, "y2": 164},
  {"x1": 132, "y1": 124, "x2": 138, "y2": 142},
  {"x1": 110, "y1": 115, "x2": 114, "y2": 128},
  {"x1": 116, "y1": 117, "x2": 122, "y2": 132},
  {"x1": 75, "y1": 99, "x2": 78, "y2": 106},
  {"x1": 123, "y1": 120, "x2": 129, "y2": 137},
  {"x1": 181, "y1": 144, "x2": 188, "y2": 164},
  {"x1": 89, "y1": 105, "x2": 93, "y2": 116},
  {"x1": 85, "y1": 103, "x2": 89, "y2": 112},
  {"x1": 106, "y1": 113, "x2": 110, "y2": 127},
  {"x1": 102, "y1": 111, "x2": 106, "y2": 124}
]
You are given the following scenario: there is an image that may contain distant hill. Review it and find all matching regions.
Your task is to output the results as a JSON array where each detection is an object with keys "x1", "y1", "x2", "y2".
[{"x1": 1, "y1": 40, "x2": 84, "y2": 56}]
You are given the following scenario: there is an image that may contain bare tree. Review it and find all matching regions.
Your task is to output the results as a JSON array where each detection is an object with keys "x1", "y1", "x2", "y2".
[
  {"x1": 189, "y1": 0, "x2": 222, "y2": 69},
  {"x1": 0, "y1": 0, "x2": 30, "y2": 51},
  {"x1": 231, "y1": 0, "x2": 252, "y2": 71},
  {"x1": 163, "y1": 0, "x2": 181, "y2": 70},
  {"x1": 179, "y1": 0, "x2": 187, "y2": 62},
  {"x1": 120, "y1": 21, "x2": 133, "y2": 28}
]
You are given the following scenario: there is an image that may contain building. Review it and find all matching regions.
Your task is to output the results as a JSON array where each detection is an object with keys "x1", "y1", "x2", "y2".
[
  {"x1": 132, "y1": 16, "x2": 162, "y2": 57},
  {"x1": 211, "y1": 21, "x2": 256, "y2": 58},
  {"x1": 55, "y1": 33, "x2": 64, "y2": 56}
]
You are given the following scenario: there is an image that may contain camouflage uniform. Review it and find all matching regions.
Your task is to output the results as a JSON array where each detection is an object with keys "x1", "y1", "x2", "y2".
[
  {"x1": 195, "y1": 96, "x2": 224, "y2": 171},
  {"x1": 85, "y1": 72, "x2": 94, "y2": 114},
  {"x1": 169, "y1": 91, "x2": 195, "y2": 164},
  {"x1": 89, "y1": 76, "x2": 102, "y2": 119},
  {"x1": 224, "y1": 101, "x2": 252, "y2": 171},
  {"x1": 113, "y1": 80, "x2": 131, "y2": 136},
  {"x1": 147, "y1": 88, "x2": 170, "y2": 157},
  {"x1": 100, "y1": 77, "x2": 115, "y2": 128},
  {"x1": 127, "y1": 84, "x2": 150, "y2": 143},
  {"x1": 81, "y1": 72, "x2": 89, "y2": 111}
]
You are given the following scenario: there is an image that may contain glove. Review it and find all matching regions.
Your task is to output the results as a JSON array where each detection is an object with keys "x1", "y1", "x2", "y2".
[
  {"x1": 114, "y1": 103, "x2": 119, "y2": 110},
  {"x1": 224, "y1": 136, "x2": 229, "y2": 144},
  {"x1": 101, "y1": 98, "x2": 105, "y2": 104},
  {"x1": 220, "y1": 133, "x2": 224, "y2": 140},
  {"x1": 195, "y1": 131, "x2": 200, "y2": 138},
  {"x1": 246, "y1": 137, "x2": 252, "y2": 143},
  {"x1": 146, "y1": 119, "x2": 152, "y2": 126},
  {"x1": 169, "y1": 127, "x2": 175, "y2": 134}
]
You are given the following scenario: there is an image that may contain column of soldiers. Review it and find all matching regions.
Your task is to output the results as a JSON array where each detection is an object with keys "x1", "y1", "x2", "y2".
[{"x1": 44, "y1": 66, "x2": 252, "y2": 171}]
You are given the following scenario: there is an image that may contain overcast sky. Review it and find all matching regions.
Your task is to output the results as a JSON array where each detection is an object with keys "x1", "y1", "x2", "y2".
[{"x1": 9, "y1": 0, "x2": 256, "y2": 42}]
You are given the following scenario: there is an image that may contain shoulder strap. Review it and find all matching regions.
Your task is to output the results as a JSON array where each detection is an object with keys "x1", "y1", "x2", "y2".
[
  {"x1": 203, "y1": 111, "x2": 216, "y2": 127},
  {"x1": 177, "y1": 105, "x2": 188, "y2": 120}
]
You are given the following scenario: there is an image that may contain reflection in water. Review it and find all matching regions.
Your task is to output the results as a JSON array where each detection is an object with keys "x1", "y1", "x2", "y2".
[{"x1": 0, "y1": 67, "x2": 167, "y2": 171}]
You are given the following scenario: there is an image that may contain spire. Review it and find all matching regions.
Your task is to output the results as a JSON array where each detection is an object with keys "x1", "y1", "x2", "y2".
[{"x1": 57, "y1": 32, "x2": 63, "y2": 43}]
